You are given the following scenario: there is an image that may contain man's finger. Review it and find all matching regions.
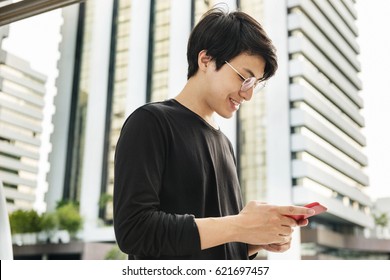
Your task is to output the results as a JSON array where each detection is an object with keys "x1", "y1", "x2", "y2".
[{"x1": 278, "y1": 205, "x2": 315, "y2": 216}]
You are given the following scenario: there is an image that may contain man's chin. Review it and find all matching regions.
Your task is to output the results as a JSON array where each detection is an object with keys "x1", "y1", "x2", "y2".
[{"x1": 217, "y1": 112, "x2": 235, "y2": 119}]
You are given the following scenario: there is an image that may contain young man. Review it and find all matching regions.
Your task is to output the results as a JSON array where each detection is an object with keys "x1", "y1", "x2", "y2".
[{"x1": 114, "y1": 8, "x2": 314, "y2": 260}]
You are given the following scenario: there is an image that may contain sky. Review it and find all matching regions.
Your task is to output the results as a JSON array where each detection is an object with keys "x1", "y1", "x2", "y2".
[
  {"x1": 2, "y1": 1, "x2": 390, "y2": 202},
  {"x1": 356, "y1": 0, "x2": 390, "y2": 199}
]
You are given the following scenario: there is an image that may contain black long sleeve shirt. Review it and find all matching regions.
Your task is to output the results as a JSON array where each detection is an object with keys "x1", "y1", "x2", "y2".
[{"x1": 114, "y1": 99, "x2": 248, "y2": 259}]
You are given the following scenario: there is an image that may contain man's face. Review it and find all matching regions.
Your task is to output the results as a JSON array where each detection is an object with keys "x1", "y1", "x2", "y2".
[{"x1": 202, "y1": 52, "x2": 266, "y2": 119}]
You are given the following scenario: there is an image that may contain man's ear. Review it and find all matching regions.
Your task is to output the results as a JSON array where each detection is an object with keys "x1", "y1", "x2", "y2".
[{"x1": 198, "y1": 50, "x2": 212, "y2": 72}]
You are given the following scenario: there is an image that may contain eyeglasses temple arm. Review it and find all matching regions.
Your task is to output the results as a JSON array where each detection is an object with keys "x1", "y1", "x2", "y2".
[{"x1": 225, "y1": 61, "x2": 247, "y2": 81}]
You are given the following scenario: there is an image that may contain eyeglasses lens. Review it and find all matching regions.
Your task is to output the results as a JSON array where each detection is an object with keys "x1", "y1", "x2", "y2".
[{"x1": 241, "y1": 77, "x2": 256, "y2": 92}]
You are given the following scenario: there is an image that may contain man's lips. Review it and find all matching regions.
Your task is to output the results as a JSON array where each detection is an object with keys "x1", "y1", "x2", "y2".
[{"x1": 230, "y1": 97, "x2": 242, "y2": 107}]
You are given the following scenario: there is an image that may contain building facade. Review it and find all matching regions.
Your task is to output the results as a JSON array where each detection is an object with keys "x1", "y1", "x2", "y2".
[
  {"x1": 0, "y1": 26, "x2": 47, "y2": 213},
  {"x1": 46, "y1": 0, "x2": 389, "y2": 259}
]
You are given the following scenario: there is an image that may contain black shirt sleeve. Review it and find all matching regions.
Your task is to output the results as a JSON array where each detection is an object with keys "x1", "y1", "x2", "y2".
[{"x1": 113, "y1": 107, "x2": 201, "y2": 258}]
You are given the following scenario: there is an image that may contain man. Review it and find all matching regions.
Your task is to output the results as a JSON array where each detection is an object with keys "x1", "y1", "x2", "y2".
[{"x1": 114, "y1": 8, "x2": 314, "y2": 260}]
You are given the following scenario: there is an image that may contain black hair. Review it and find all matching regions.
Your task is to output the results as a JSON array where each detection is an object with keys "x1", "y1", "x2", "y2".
[{"x1": 187, "y1": 7, "x2": 278, "y2": 80}]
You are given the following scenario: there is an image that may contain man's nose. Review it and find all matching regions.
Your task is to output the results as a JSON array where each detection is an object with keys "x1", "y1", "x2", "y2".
[{"x1": 239, "y1": 87, "x2": 254, "y2": 101}]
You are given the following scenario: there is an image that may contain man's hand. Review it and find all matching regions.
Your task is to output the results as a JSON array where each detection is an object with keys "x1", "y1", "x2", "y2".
[
  {"x1": 195, "y1": 201, "x2": 314, "y2": 251},
  {"x1": 248, "y1": 215, "x2": 309, "y2": 256},
  {"x1": 232, "y1": 201, "x2": 314, "y2": 245}
]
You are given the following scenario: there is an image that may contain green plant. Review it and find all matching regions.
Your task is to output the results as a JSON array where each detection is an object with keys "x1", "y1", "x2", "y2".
[
  {"x1": 26, "y1": 210, "x2": 42, "y2": 232},
  {"x1": 104, "y1": 244, "x2": 127, "y2": 260},
  {"x1": 56, "y1": 199, "x2": 79, "y2": 209},
  {"x1": 9, "y1": 210, "x2": 28, "y2": 234},
  {"x1": 373, "y1": 212, "x2": 389, "y2": 227},
  {"x1": 56, "y1": 203, "x2": 83, "y2": 237},
  {"x1": 39, "y1": 212, "x2": 59, "y2": 232},
  {"x1": 9, "y1": 209, "x2": 42, "y2": 234},
  {"x1": 98, "y1": 193, "x2": 113, "y2": 209}
]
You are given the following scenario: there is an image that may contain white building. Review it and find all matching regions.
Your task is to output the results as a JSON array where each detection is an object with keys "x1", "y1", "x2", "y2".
[{"x1": 0, "y1": 26, "x2": 47, "y2": 213}]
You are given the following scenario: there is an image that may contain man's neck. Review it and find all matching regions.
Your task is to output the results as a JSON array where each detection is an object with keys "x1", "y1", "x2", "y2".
[{"x1": 174, "y1": 77, "x2": 218, "y2": 130}]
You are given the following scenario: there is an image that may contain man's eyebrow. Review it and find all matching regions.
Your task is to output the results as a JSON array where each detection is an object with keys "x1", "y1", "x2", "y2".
[{"x1": 243, "y1": 67, "x2": 264, "y2": 81}]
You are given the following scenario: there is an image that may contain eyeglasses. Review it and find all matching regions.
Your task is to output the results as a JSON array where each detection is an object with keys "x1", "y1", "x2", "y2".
[{"x1": 225, "y1": 61, "x2": 266, "y2": 93}]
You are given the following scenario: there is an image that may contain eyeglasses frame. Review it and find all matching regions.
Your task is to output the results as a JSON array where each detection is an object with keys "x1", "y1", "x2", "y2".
[{"x1": 224, "y1": 60, "x2": 266, "y2": 92}]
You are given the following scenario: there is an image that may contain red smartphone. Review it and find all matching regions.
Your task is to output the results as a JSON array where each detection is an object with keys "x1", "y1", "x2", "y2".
[{"x1": 287, "y1": 202, "x2": 327, "y2": 221}]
